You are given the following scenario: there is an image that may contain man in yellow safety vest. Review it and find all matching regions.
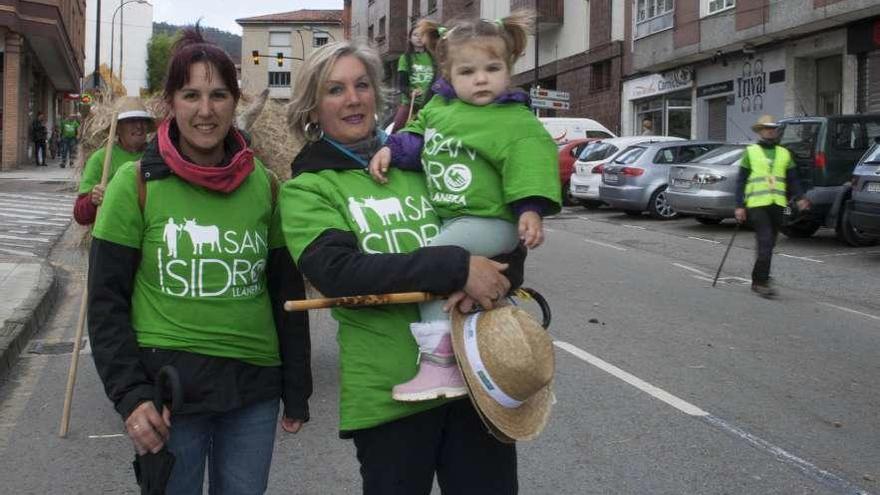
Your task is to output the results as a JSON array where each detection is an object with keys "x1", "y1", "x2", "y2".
[{"x1": 734, "y1": 115, "x2": 810, "y2": 298}]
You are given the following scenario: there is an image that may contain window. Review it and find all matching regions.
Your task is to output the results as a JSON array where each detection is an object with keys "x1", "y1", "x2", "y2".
[
  {"x1": 614, "y1": 147, "x2": 646, "y2": 164},
  {"x1": 313, "y1": 32, "x2": 329, "y2": 47},
  {"x1": 590, "y1": 61, "x2": 612, "y2": 92},
  {"x1": 378, "y1": 16, "x2": 386, "y2": 40},
  {"x1": 428, "y1": 0, "x2": 437, "y2": 13},
  {"x1": 635, "y1": 0, "x2": 674, "y2": 39},
  {"x1": 268, "y1": 72, "x2": 291, "y2": 88},
  {"x1": 578, "y1": 142, "x2": 617, "y2": 162},
  {"x1": 269, "y1": 32, "x2": 290, "y2": 47},
  {"x1": 368, "y1": 24, "x2": 374, "y2": 42},
  {"x1": 707, "y1": 0, "x2": 734, "y2": 15},
  {"x1": 412, "y1": 0, "x2": 421, "y2": 18},
  {"x1": 779, "y1": 123, "x2": 821, "y2": 159}
]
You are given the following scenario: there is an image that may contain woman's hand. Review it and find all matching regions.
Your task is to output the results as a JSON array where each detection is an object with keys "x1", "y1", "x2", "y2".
[
  {"x1": 280, "y1": 417, "x2": 304, "y2": 434},
  {"x1": 90, "y1": 184, "x2": 106, "y2": 206},
  {"x1": 368, "y1": 147, "x2": 392, "y2": 184},
  {"x1": 518, "y1": 211, "x2": 544, "y2": 249},
  {"x1": 464, "y1": 256, "x2": 510, "y2": 310},
  {"x1": 125, "y1": 401, "x2": 171, "y2": 455}
]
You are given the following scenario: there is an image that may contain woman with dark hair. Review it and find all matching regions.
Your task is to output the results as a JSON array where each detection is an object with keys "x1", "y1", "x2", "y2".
[
  {"x1": 391, "y1": 26, "x2": 435, "y2": 132},
  {"x1": 87, "y1": 26, "x2": 311, "y2": 494}
]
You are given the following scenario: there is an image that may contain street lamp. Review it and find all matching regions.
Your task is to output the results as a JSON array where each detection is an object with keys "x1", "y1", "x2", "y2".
[{"x1": 110, "y1": 0, "x2": 151, "y2": 85}]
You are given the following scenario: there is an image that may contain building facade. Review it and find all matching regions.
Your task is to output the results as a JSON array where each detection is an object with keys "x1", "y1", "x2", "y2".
[
  {"x1": 84, "y1": 0, "x2": 153, "y2": 97},
  {"x1": 237, "y1": 10, "x2": 343, "y2": 100},
  {"x1": 0, "y1": 0, "x2": 86, "y2": 170},
  {"x1": 625, "y1": 0, "x2": 880, "y2": 142}
]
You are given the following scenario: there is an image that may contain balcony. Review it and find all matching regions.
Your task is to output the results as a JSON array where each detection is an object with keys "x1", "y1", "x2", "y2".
[{"x1": 511, "y1": 0, "x2": 563, "y2": 27}]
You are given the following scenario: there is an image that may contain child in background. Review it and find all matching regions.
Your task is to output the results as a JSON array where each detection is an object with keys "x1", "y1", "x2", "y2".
[
  {"x1": 369, "y1": 10, "x2": 561, "y2": 402},
  {"x1": 391, "y1": 27, "x2": 436, "y2": 132}
]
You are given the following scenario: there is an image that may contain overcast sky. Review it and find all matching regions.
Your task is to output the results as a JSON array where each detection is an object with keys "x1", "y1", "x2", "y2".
[{"x1": 153, "y1": 0, "x2": 344, "y2": 35}]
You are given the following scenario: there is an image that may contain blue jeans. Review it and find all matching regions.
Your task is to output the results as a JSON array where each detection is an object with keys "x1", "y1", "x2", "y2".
[
  {"x1": 59, "y1": 137, "x2": 76, "y2": 164},
  {"x1": 164, "y1": 399, "x2": 279, "y2": 495}
]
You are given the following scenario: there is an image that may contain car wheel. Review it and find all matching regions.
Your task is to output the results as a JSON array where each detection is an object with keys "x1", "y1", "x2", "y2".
[
  {"x1": 562, "y1": 182, "x2": 578, "y2": 207},
  {"x1": 648, "y1": 186, "x2": 678, "y2": 220},
  {"x1": 696, "y1": 217, "x2": 723, "y2": 225},
  {"x1": 582, "y1": 200, "x2": 603, "y2": 209},
  {"x1": 623, "y1": 210, "x2": 642, "y2": 217},
  {"x1": 836, "y1": 201, "x2": 879, "y2": 247}
]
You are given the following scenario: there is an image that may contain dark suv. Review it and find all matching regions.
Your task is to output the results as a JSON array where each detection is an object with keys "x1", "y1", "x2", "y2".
[
  {"x1": 776, "y1": 115, "x2": 880, "y2": 245},
  {"x1": 844, "y1": 141, "x2": 880, "y2": 244}
]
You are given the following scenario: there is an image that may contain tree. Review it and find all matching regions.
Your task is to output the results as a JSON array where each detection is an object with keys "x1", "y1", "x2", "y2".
[{"x1": 147, "y1": 32, "x2": 176, "y2": 94}]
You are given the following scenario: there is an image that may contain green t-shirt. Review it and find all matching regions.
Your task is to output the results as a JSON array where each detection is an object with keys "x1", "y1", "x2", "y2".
[
  {"x1": 403, "y1": 97, "x2": 562, "y2": 222},
  {"x1": 397, "y1": 51, "x2": 434, "y2": 107},
  {"x1": 78, "y1": 144, "x2": 143, "y2": 194},
  {"x1": 61, "y1": 119, "x2": 80, "y2": 138},
  {"x1": 281, "y1": 168, "x2": 450, "y2": 432},
  {"x1": 92, "y1": 160, "x2": 285, "y2": 366}
]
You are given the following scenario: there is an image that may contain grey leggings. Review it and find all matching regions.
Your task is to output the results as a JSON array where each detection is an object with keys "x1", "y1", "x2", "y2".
[{"x1": 421, "y1": 216, "x2": 518, "y2": 321}]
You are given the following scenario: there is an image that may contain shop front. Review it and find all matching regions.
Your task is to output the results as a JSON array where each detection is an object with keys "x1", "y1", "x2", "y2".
[
  {"x1": 621, "y1": 68, "x2": 694, "y2": 138},
  {"x1": 848, "y1": 17, "x2": 880, "y2": 114},
  {"x1": 694, "y1": 48, "x2": 786, "y2": 143}
]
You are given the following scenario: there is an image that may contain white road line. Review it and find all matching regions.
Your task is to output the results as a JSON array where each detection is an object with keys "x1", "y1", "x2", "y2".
[
  {"x1": 554, "y1": 341, "x2": 708, "y2": 416},
  {"x1": 545, "y1": 227, "x2": 557, "y2": 233},
  {"x1": 11, "y1": 219, "x2": 68, "y2": 227},
  {"x1": 693, "y1": 275, "x2": 717, "y2": 283},
  {"x1": 819, "y1": 302, "x2": 880, "y2": 322},
  {"x1": 672, "y1": 263, "x2": 711, "y2": 278},
  {"x1": 0, "y1": 247, "x2": 36, "y2": 257},
  {"x1": 688, "y1": 236, "x2": 721, "y2": 244},
  {"x1": 0, "y1": 234, "x2": 49, "y2": 243},
  {"x1": 778, "y1": 253, "x2": 824, "y2": 263},
  {"x1": 0, "y1": 192, "x2": 73, "y2": 202},
  {"x1": 576, "y1": 216, "x2": 593, "y2": 222},
  {"x1": 622, "y1": 224, "x2": 646, "y2": 230},
  {"x1": 583, "y1": 238, "x2": 627, "y2": 251},
  {"x1": 0, "y1": 200, "x2": 73, "y2": 212},
  {"x1": 0, "y1": 207, "x2": 70, "y2": 218},
  {"x1": 813, "y1": 250, "x2": 880, "y2": 258},
  {"x1": 555, "y1": 340, "x2": 872, "y2": 495},
  {"x1": 88, "y1": 434, "x2": 125, "y2": 439},
  {"x1": 0, "y1": 212, "x2": 41, "y2": 220}
]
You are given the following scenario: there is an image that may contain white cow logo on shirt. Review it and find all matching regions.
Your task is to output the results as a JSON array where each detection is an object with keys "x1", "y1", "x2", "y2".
[
  {"x1": 182, "y1": 219, "x2": 221, "y2": 255},
  {"x1": 363, "y1": 196, "x2": 405, "y2": 226}
]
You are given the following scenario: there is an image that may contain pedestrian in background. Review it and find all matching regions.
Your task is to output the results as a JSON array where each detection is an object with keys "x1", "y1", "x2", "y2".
[
  {"x1": 59, "y1": 113, "x2": 80, "y2": 168},
  {"x1": 73, "y1": 97, "x2": 153, "y2": 225},
  {"x1": 391, "y1": 26, "x2": 435, "y2": 132},
  {"x1": 31, "y1": 112, "x2": 48, "y2": 166},
  {"x1": 49, "y1": 125, "x2": 60, "y2": 160},
  {"x1": 640, "y1": 117, "x2": 655, "y2": 136},
  {"x1": 88, "y1": 26, "x2": 311, "y2": 494},
  {"x1": 734, "y1": 115, "x2": 810, "y2": 298}
]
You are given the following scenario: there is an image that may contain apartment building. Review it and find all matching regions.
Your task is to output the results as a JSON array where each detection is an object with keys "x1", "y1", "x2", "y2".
[
  {"x1": 625, "y1": 0, "x2": 880, "y2": 142},
  {"x1": 0, "y1": 0, "x2": 86, "y2": 170},
  {"x1": 237, "y1": 10, "x2": 343, "y2": 99}
]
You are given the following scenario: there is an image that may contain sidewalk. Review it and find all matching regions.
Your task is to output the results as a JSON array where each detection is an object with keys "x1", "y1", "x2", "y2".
[
  {"x1": 0, "y1": 157, "x2": 78, "y2": 183},
  {"x1": 0, "y1": 261, "x2": 58, "y2": 379}
]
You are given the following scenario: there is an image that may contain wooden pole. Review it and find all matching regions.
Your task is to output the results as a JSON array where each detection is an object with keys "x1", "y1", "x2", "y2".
[
  {"x1": 59, "y1": 113, "x2": 117, "y2": 437},
  {"x1": 285, "y1": 292, "x2": 437, "y2": 312},
  {"x1": 406, "y1": 90, "x2": 417, "y2": 123}
]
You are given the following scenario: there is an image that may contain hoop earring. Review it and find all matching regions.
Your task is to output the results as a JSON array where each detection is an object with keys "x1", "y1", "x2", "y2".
[{"x1": 304, "y1": 121, "x2": 324, "y2": 142}]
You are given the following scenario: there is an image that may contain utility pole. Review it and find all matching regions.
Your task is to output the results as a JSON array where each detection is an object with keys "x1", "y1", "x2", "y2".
[{"x1": 93, "y1": 0, "x2": 101, "y2": 89}]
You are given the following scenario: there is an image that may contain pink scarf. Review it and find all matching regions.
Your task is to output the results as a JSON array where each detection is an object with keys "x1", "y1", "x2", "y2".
[{"x1": 157, "y1": 118, "x2": 254, "y2": 193}]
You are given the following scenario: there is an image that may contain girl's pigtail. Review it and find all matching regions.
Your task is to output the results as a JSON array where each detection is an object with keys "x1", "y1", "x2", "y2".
[
  {"x1": 500, "y1": 10, "x2": 534, "y2": 63},
  {"x1": 416, "y1": 19, "x2": 443, "y2": 57}
]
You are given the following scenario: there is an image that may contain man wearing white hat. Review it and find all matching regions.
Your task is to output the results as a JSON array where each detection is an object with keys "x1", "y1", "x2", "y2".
[
  {"x1": 73, "y1": 97, "x2": 154, "y2": 225},
  {"x1": 734, "y1": 115, "x2": 810, "y2": 297}
]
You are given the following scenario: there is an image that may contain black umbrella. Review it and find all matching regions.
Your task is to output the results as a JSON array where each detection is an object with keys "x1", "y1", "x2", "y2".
[{"x1": 132, "y1": 365, "x2": 183, "y2": 495}]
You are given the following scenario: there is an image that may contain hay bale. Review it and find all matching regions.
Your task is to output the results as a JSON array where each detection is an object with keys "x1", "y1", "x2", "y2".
[{"x1": 245, "y1": 97, "x2": 303, "y2": 180}]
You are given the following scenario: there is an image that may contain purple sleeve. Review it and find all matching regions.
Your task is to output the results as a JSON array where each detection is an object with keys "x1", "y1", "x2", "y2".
[
  {"x1": 510, "y1": 197, "x2": 556, "y2": 218},
  {"x1": 385, "y1": 132, "x2": 424, "y2": 171}
]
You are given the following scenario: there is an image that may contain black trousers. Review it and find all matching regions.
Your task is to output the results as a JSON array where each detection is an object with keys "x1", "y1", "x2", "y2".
[
  {"x1": 747, "y1": 204, "x2": 783, "y2": 284},
  {"x1": 33, "y1": 140, "x2": 46, "y2": 165},
  {"x1": 351, "y1": 398, "x2": 518, "y2": 495}
]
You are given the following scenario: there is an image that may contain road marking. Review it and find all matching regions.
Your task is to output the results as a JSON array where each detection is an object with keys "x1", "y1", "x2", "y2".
[
  {"x1": 622, "y1": 224, "x2": 646, "y2": 230},
  {"x1": 778, "y1": 253, "x2": 824, "y2": 263},
  {"x1": 672, "y1": 263, "x2": 711, "y2": 278},
  {"x1": 11, "y1": 219, "x2": 68, "y2": 227},
  {"x1": 819, "y1": 302, "x2": 880, "y2": 322},
  {"x1": 688, "y1": 236, "x2": 721, "y2": 244},
  {"x1": 88, "y1": 434, "x2": 125, "y2": 439},
  {"x1": 583, "y1": 238, "x2": 627, "y2": 251},
  {"x1": 0, "y1": 247, "x2": 35, "y2": 257},
  {"x1": 0, "y1": 200, "x2": 72, "y2": 212},
  {"x1": 0, "y1": 207, "x2": 70, "y2": 218},
  {"x1": 554, "y1": 341, "x2": 708, "y2": 416},
  {"x1": 812, "y1": 250, "x2": 880, "y2": 258},
  {"x1": 576, "y1": 216, "x2": 593, "y2": 222},
  {"x1": 555, "y1": 340, "x2": 872, "y2": 495},
  {"x1": 0, "y1": 212, "x2": 41, "y2": 220},
  {"x1": 693, "y1": 275, "x2": 716, "y2": 283},
  {"x1": 0, "y1": 234, "x2": 49, "y2": 243}
]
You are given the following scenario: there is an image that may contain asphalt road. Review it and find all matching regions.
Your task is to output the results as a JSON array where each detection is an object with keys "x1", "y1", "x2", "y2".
[{"x1": 0, "y1": 188, "x2": 878, "y2": 494}]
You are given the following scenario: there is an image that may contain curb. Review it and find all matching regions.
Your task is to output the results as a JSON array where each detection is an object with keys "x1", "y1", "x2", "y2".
[{"x1": 0, "y1": 262, "x2": 59, "y2": 381}]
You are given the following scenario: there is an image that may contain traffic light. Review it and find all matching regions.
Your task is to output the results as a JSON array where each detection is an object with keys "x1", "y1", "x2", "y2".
[
  {"x1": 252, "y1": 50, "x2": 260, "y2": 65},
  {"x1": 276, "y1": 52, "x2": 284, "y2": 67}
]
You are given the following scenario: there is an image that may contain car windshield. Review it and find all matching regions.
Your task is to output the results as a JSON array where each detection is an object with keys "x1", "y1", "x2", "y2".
[
  {"x1": 778, "y1": 122, "x2": 821, "y2": 159},
  {"x1": 578, "y1": 142, "x2": 617, "y2": 162},
  {"x1": 692, "y1": 145, "x2": 747, "y2": 165},
  {"x1": 614, "y1": 147, "x2": 646, "y2": 164},
  {"x1": 863, "y1": 144, "x2": 880, "y2": 163}
]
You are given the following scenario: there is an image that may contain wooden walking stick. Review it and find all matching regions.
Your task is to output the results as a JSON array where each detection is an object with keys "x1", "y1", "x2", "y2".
[
  {"x1": 60, "y1": 113, "x2": 118, "y2": 437},
  {"x1": 285, "y1": 292, "x2": 438, "y2": 312},
  {"x1": 406, "y1": 90, "x2": 417, "y2": 123},
  {"x1": 712, "y1": 222, "x2": 740, "y2": 288}
]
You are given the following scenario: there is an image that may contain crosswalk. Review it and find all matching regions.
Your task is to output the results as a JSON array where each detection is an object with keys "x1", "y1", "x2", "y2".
[{"x1": 0, "y1": 191, "x2": 74, "y2": 258}]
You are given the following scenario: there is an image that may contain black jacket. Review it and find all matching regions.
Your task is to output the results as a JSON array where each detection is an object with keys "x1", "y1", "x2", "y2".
[
  {"x1": 88, "y1": 135, "x2": 311, "y2": 421},
  {"x1": 290, "y1": 139, "x2": 526, "y2": 299}
]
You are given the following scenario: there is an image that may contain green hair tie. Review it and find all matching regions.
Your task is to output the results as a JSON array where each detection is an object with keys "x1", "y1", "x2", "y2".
[
  {"x1": 494, "y1": 19, "x2": 504, "y2": 27},
  {"x1": 437, "y1": 26, "x2": 448, "y2": 38}
]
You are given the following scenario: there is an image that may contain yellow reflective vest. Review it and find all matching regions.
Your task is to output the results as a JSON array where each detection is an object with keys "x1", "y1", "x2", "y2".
[{"x1": 743, "y1": 144, "x2": 792, "y2": 208}]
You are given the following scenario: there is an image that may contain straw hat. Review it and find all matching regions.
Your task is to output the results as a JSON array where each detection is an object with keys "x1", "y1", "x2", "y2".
[
  {"x1": 451, "y1": 306, "x2": 555, "y2": 442},
  {"x1": 751, "y1": 114, "x2": 779, "y2": 133},
  {"x1": 115, "y1": 96, "x2": 155, "y2": 131}
]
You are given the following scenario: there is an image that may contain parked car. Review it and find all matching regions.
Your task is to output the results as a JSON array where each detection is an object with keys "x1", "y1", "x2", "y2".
[
  {"x1": 540, "y1": 118, "x2": 616, "y2": 147},
  {"x1": 599, "y1": 140, "x2": 723, "y2": 219},
  {"x1": 558, "y1": 138, "x2": 597, "y2": 206},
  {"x1": 666, "y1": 144, "x2": 748, "y2": 224},
  {"x1": 842, "y1": 141, "x2": 880, "y2": 245},
  {"x1": 569, "y1": 136, "x2": 684, "y2": 208},
  {"x1": 775, "y1": 114, "x2": 880, "y2": 245}
]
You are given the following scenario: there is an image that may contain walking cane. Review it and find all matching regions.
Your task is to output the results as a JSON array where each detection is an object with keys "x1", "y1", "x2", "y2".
[
  {"x1": 60, "y1": 113, "x2": 118, "y2": 437},
  {"x1": 406, "y1": 90, "x2": 417, "y2": 123},
  {"x1": 285, "y1": 292, "x2": 438, "y2": 311},
  {"x1": 712, "y1": 222, "x2": 740, "y2": 288}
]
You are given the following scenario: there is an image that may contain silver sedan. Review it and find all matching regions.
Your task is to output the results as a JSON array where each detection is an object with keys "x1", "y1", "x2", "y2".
[{"x1": 665, "y1": 144, "x2": 748, "y2": 225}]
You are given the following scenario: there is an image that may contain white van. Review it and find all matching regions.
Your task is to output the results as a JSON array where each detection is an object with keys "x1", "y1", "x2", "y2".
[{"x1": 539, "y1": 118, "x2": 617, "y2": 146}]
